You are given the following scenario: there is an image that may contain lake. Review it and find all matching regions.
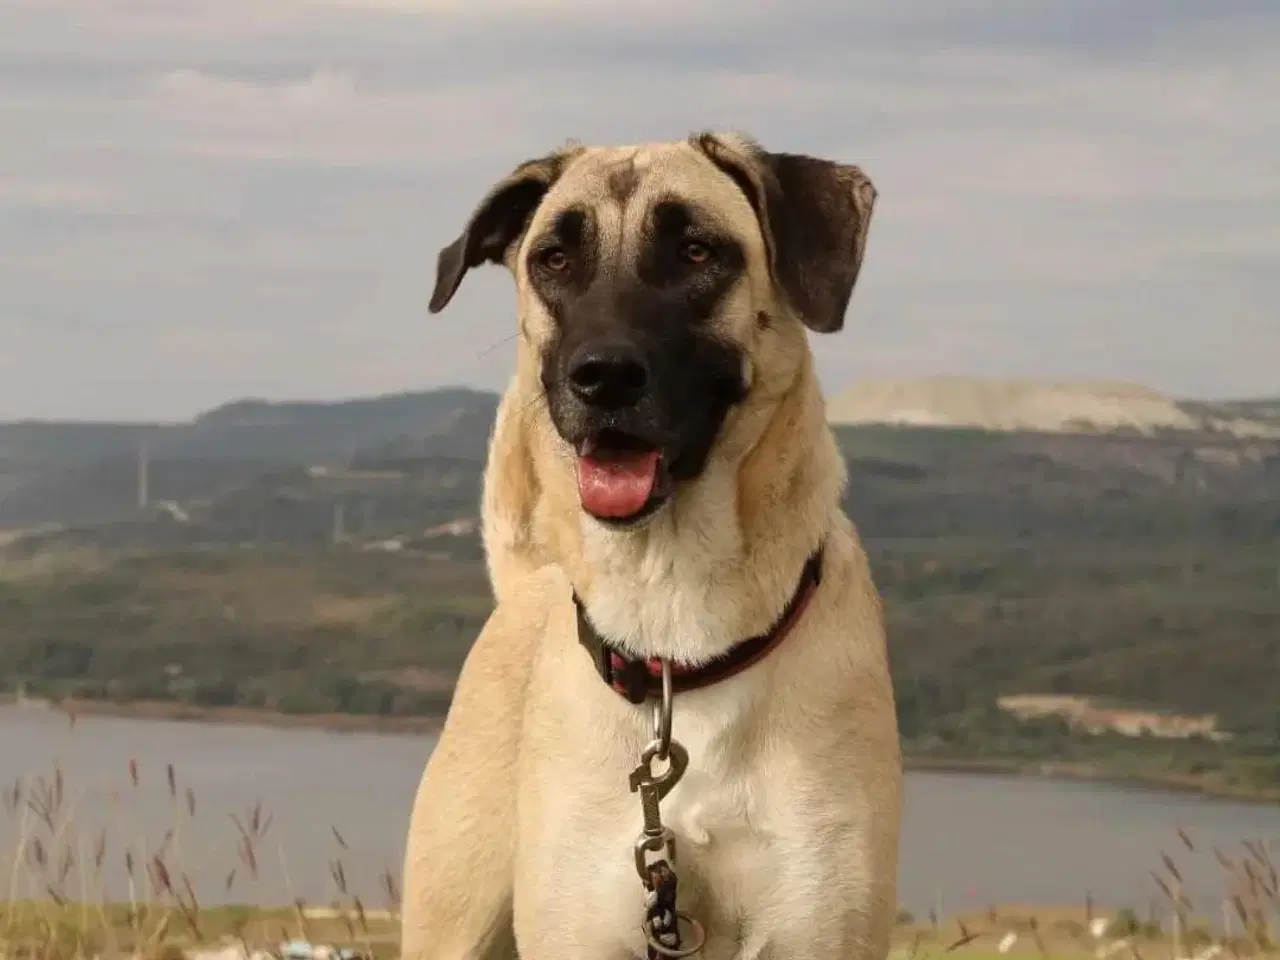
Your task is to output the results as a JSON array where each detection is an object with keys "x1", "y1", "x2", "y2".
[{"x1": 2, "y1": 704, "x2": 1277, "y2": 916}]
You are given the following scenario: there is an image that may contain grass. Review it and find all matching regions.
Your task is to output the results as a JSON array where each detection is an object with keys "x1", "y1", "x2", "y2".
[
  {"x1": 889, "y1": 828, "x2": 1280, "y2": 960},
  {"x1": 2, "y1": 723, "x2": 1278, "y2": 960},
  {"x1": 891, "y1": 898, "x2": 1276, "y2": 960}
]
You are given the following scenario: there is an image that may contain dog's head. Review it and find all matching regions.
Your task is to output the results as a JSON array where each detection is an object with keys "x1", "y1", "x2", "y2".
[{"x1": 429, "y1": 133, "x2": 876, "y2": 528}]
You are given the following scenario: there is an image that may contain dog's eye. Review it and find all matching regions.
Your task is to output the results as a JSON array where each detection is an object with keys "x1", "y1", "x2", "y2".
[
  {"x1": 679, "y1": 240, "x2": 712, "y2": 265},
  {"x1": 539, "y1": 247, "x2": 570, "y2": 272}
]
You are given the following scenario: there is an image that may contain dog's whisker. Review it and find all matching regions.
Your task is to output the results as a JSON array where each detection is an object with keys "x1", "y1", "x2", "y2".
[{"x1": 476, "y1": 332, "x2": 519, "y2": 360}]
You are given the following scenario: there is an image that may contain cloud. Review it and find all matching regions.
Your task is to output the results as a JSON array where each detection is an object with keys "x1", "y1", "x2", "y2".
[{"x1": 0, "y1": 0, "x2": 1277, "y2": 418}]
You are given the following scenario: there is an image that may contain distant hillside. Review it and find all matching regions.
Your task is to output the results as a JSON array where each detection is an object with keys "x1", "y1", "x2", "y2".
[
  {"x1": 3, "y1": 379, "x2": 1277, "y2": 531},
  {"x1": 0, "y1": 421, "x2": 162, "y2": 502},
  {"x1": 1183, "y1": 396, "x2": 1280, "y2": 431},
  {"x1": 0, "y1": 389, "x2": 498, "y2": 528},
  {"x1": 3, "y1": 418, "x2": 1277, "y2": 792},
  {"x1": 166, "y1": 389, "x2": 497, "y2": 462},
  {"x1": 7, "y1": 417, "x2": 1273, "y2": 553},
  {"x1": 0, "y1": 421, "x2": 162, "y2": 470},
  {"x1": 837, "y1": 425, "x2": 1280, "y2": 543},
  {"x1": 827, "y1": 376, "x2": 1280, "y2": 438}
]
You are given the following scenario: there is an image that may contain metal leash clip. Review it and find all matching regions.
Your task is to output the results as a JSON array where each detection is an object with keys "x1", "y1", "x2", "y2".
[{"x1": 628, "y1": 661, "x2": 706, "y2": 959}]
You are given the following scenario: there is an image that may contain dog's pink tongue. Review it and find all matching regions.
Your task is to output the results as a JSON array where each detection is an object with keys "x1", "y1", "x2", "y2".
[{"x1": 576, "y1": 451, "x2": 659, "y2": 519}]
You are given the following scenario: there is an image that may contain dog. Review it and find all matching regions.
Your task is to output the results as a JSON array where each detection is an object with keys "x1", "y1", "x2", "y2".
[{"x1": 401, "y1": 132, "x2": 902, "y2": 960}]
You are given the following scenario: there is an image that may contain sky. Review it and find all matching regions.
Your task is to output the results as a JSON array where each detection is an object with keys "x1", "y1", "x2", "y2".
[{"x1": 1, "y1": 0, "x2": 1277, "y2": 421}]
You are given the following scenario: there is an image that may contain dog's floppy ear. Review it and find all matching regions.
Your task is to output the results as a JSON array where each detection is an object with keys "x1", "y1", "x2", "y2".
[
  {"x1": 692, "y1": 132, "x2": 877, "y2": 334},
  {"x1": 429, "y1": 146, "x2": 583, "y2": 314}
]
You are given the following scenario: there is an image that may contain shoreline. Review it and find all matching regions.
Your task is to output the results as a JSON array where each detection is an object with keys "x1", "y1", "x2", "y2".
[
  {"x1": 903, "y1": 754, "x2": 1280, "y2": 806},
  {"x1": 2, "y1": 695, "x2": 445, "y2": 736},
  {"x1": 5, "y1": 695, "x2": 1277, "y2": 806}
]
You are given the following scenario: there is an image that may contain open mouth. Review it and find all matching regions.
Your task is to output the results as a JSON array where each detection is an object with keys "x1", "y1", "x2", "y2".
[{"x1": 575, "y1": 428, "x2": 670, "y2": 525}]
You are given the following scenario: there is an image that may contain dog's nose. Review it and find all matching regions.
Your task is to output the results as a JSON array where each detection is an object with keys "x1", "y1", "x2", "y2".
[{"x1": 567, "y1": 343, "x2": 649, "y2": 410}]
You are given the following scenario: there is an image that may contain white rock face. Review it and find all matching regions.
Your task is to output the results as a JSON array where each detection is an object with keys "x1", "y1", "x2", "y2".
[{"x1": 825, "y1": 376, "x2": 1278, "y2": 437}]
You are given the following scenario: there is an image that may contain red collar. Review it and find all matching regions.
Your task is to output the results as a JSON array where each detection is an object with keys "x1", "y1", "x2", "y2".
[{"x1": 574, "y1": 545, "x2": 825, "y2": 704}]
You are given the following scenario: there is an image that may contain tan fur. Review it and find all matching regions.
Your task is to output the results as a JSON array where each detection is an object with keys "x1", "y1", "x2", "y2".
[{"x1": 403, "y1": 134, "x2": 902, "y2": 960}]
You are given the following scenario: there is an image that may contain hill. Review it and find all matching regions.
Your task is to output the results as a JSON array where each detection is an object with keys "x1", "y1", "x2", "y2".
[
  {"x1": 827, "y1": 376, "x2": 1280, "y2": 437},
  {"x1": 3, "y1": 378, "x2": 1277, "y2": 531},
  {"x1": 0, "y1": 389, "x2": 498, "y2": 528},
  {"x1": 10, "y1": 411, "x2": 1277, "y2": 552}
]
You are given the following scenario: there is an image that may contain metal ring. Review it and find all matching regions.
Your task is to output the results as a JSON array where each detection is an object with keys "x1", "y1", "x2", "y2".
[
  {"x1": 650, "y1": 659, "x2": 673, "y2": 761},
  {"x1": 641, "y1": 912, "x2": 706, "y2": 958}
]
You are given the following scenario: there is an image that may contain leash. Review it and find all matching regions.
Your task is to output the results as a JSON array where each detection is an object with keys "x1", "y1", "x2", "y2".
[
  {"x1": 579, "y1": 548, "x2": 825, "y2": 958},
  {"x1": 629, "y1": 660, "x2": 705, "y2": 958}
]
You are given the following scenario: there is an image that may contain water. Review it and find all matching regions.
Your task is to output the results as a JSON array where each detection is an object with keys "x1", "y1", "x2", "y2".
[{"x1": 2, "y1": 704, "x2": 1277, "y2": 914}]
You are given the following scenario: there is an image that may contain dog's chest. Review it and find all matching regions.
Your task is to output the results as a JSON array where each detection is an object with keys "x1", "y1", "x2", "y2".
[{"x1": 520, "y1": 718, "x2": 793, "y2": 959}]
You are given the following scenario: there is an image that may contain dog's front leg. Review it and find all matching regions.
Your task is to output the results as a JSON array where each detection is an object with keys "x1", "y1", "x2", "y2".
[{"x1": 401, "y1": 596, "x2": 542, "y2": 960}]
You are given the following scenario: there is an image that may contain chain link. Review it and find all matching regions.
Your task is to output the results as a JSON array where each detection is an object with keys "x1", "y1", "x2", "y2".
[{"x1": 629, "y1": 659, "x2": 705, "y2": 958}]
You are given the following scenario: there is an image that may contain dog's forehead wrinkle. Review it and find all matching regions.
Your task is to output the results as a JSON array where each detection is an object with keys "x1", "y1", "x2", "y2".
[
  {"x1": 540, "y1": 141, "x2": 756, "y2": 241},
  {"x1": 604, "y1": 157, "x2": 639, "y2": 204}
]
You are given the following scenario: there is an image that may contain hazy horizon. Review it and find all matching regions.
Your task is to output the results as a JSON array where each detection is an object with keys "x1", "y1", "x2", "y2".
[
  {"x1": 3, "y1": 1, "x2": 1277, "y2": 420},
  {"x1": 0, "y1": 373, "x2": 1274, "y2": 427}
]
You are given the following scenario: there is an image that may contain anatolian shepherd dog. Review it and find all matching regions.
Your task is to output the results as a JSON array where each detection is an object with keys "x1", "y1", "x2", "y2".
[{"x1": 401, "y1": 132, "x2": 902, "y2": 960}]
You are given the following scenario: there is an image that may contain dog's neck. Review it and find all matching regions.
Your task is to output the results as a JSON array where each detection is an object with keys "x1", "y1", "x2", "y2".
[{"x1": 529, "y1": 349, "x2": 845, "y2": 666}]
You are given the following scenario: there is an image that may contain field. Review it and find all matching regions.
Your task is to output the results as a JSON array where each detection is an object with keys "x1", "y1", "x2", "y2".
[{"x1": 4, "y1": 743, "x2": 1279, "y2": 960}]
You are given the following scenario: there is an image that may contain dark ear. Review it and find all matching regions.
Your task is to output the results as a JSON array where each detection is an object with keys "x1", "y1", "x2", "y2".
[
  {"x1": 692, "y1": 132, "x2": 877, "y2": 334},
  {"x1": 428, "y1": 147, "x2": 582, "y2": 314}
]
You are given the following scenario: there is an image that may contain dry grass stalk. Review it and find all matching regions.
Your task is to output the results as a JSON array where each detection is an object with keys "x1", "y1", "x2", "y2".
[
  {"x1": 7, "y1": 732, "x2": 1278, "y2": 960},
  {"x1": 3, "y1": 739, "x2": 401, "y2": 960}
]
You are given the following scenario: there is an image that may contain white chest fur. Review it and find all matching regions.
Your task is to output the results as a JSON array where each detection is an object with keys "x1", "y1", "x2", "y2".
[
  {"x1": 512, "y1": 539, "x2": 894, "y2": 959},
  {"x1": 515, "y1": 680, "x2": 823, "y2": 960}
]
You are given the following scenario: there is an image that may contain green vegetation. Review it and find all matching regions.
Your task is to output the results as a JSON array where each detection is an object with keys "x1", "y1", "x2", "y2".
[
  {"x1": 874, "y1": 537, "x2": 1280, "y2": 793},
  {"x1": 0, "y1": 549, "x2": 487, "y2": 718}
]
